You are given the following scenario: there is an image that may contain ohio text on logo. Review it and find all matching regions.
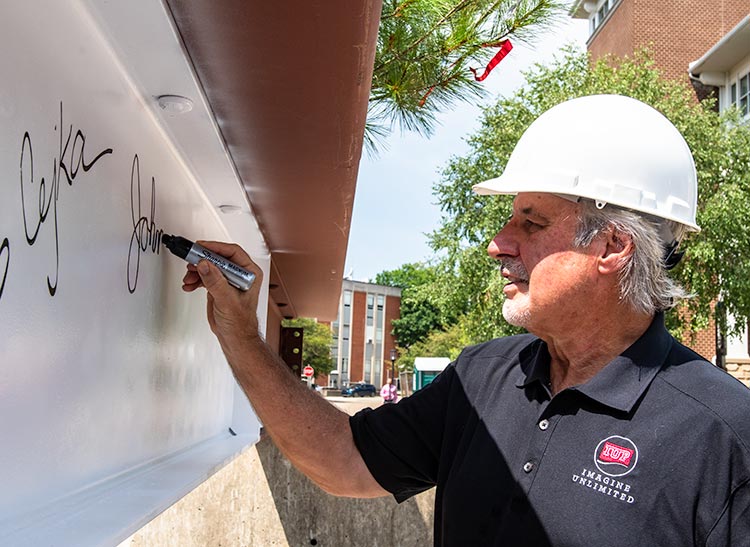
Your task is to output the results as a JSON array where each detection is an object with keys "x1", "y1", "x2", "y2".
[{"x1": 594, "y1": 436, "x2": 638, "y2": 477}]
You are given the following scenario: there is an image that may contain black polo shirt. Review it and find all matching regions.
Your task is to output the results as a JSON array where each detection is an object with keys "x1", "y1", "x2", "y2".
[{"x1": 350, "y1": 314, "x2": 750, "y2": 546}]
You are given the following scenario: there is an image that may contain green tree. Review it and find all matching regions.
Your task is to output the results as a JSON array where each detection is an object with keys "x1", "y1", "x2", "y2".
[
  {"x1": 375, "y1": 262, "x2": 447, "y2": 347},
  {"x1": 429, "y1": 47, "x2": 750, "y2": 341},
  {"x1": 397, "y1": 318, "x2": 472, "y2": 371},
  {"x1": 367, "y1": 0, "x2": 565, "y2": 147},
  {"x1": 281, "y1": 318, "x2": 335, "y2": 378},
  {"x1": 374, "y1": 262, "x2": 435, "y2": 288}
]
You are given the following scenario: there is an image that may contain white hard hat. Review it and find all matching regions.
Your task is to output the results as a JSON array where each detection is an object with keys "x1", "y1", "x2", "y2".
[{"x1": 473, "y1": 94, "x2": 700, "y2": 232}]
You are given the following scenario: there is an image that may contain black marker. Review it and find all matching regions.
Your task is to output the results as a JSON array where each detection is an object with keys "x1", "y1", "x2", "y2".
[{"x1": 162, "y1": 234, "x2": 255, "y2": 291}]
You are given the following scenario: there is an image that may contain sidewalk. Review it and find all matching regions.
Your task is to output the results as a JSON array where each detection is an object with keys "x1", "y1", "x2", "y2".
[{"x1": 326, "y1": 395, "x2": 383, "y2": 415}]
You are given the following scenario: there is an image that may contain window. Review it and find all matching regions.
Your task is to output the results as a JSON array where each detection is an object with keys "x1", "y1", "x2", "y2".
[
  {"x1": 739, "y1": 73, "x2": 749, "y2": 117},
  {"x1": 374, "y1": 294, "x2": 385, "y2": 338},
  {"x1": 366, "y1": 294, "x2": 374, "y2": 326},
  {"x1": 596, "y1": 1, "x2": 609, "y2": 25},
  {"x1": 727, "y1": 72, "x2": 749, "y2": 118},
  {"x1": 343, "y1": 290, "x2": 352, "y2": 324},
  {"x1": 365, "y1": 341, "x2": 372, "y2": 381},
  {"x1": 587, "y1": 0, "x2": 620, "y2": 37}
]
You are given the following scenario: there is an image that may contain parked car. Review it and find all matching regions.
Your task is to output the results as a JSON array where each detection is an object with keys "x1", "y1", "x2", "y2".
[{"x1": 341, "y1": 383, "x2": 377, "y2": 397}]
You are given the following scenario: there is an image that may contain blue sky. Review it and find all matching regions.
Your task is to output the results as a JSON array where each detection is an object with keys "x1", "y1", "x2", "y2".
[{"x1": 344, "y1": 17, "x2": 589, "y2": 282}]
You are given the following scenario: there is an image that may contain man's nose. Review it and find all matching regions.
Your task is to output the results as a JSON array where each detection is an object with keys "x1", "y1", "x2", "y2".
[{"x1": 487, "y1": 224, "x2": 518, "y2": 260}]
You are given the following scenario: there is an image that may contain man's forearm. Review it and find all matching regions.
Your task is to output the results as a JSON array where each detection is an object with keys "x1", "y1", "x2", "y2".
[
  {"x1": 222, "y1": 334, "x2": 387, "y2": 498},
  {"x1": 180, "y1": 243, "x2": 388, "y2": 499}
]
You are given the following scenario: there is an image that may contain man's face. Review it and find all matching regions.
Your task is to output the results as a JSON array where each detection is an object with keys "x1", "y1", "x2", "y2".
[{"x1": 487, "y1": 193, "x2": 602, "y2": 335}]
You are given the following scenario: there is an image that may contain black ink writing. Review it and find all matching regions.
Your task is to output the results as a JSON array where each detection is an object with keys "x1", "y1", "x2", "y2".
[
  {"x1": 19, "y1": 102, "x2": 113, "y2": 296},
  {"x1": 127, "y1": 154, "x2": 163, "y2": 293},
  {"x1": 0, "y1": 238, "x2": 9, "y2": 302}
]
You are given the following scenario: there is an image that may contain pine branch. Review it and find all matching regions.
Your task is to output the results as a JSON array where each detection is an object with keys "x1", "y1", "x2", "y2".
[{"x1": 366, "y1": 0, "x2": 566, "y2": 153}]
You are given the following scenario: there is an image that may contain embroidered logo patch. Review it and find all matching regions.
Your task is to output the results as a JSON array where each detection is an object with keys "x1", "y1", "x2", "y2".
[
  {"x1": 594, "y1": 436, "x2": 638, "y2": 477},
  {"x1": 599, "y1": 441, "x2": 634, "y2": 466}
]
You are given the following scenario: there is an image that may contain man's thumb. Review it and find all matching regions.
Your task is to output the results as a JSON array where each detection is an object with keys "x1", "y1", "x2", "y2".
[{"x1": 197, "y1": 260, "x2": 227, "y2": 292}]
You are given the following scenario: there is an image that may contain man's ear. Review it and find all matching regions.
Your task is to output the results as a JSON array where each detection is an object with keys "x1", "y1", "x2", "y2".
[{"x1": 598, "y1": 228, "x2": 633, "y2": 275}]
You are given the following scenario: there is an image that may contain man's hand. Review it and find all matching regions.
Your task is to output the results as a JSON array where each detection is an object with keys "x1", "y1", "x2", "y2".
[{"x1": 181, "y1": 241, "x2": 263, "y2": 351}]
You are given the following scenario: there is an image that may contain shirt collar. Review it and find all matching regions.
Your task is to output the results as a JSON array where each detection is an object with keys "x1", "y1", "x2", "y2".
[
  {"x1": 515, "y1": 340, "x2": 551, "y2": 390},
  {"x1": 516, "y1": 313, "x2": 673, "y2": 413}
]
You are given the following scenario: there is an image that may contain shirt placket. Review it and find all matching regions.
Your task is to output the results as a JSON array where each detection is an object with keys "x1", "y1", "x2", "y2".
[{"x1": 517, "y1": 396, "x2": 559, "y2": 493}]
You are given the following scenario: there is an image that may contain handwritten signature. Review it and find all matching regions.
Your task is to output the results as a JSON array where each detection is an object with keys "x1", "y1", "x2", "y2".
[
  {"x1": 126, "y1": 154, "x2": 163, "y2": 293},
  {"x1": 18, "y1": 102, "x2": 113, "y2": 296}
]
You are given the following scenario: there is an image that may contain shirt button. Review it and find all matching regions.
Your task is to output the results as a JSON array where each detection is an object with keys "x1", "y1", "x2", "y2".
[
  {"x1": 523, "y1": 461, "x2": 534, "y2": 473},
  {"x1": 538, "y1": 419, "x2": 550, "y2": 431}
]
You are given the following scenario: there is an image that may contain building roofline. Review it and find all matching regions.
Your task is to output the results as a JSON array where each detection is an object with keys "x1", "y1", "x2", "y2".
[
  {"x1": 569, "y1": 0, "x2": 588, "y2": 18},
  {"x1": 689, "y1": 14, "x2": 750, "y2": 77},
  {"x1": 342, "y1": 278, "x2": 402, "y2": 297}
]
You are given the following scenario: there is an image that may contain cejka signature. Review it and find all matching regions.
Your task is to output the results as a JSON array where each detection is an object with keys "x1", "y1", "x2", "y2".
[{"x1": 18, "y1": 102, "x2": 113, "y2": 296}]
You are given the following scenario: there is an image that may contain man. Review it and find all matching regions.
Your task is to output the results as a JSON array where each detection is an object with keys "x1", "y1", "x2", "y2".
[
  {"x1": 380, "y1": 378, "x2": 398, "y2": 404},
  {"x1": 182, "y1": 95, "x2": 750, "y2": 546}
]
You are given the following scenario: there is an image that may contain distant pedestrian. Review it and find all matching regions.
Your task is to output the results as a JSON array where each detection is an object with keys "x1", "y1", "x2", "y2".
[{"x1": 380, "y1": 378, "x2": 397, "y2": 404}]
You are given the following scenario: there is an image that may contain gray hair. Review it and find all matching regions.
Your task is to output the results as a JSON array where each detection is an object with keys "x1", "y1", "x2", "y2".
[{"x1": 573, "y1": 200, "x2": 689, "y2": 314}]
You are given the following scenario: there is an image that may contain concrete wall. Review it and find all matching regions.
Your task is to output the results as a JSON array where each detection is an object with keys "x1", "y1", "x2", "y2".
[
  {"x1": 119, "y1": 434, "x2": 435, "y2": 546},
  {"x1": 726, "y1": 361, "x2": 750, "y2": 389}
]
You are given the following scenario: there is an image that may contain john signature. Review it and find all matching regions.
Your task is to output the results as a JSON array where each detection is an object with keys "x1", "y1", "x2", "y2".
[{"x1": 126, "y1": 154, "x2": 163, "y2": 293}]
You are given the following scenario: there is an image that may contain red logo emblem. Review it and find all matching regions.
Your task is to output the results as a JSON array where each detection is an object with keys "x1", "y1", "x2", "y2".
[
  {"x1": 598, "y1": 441, "x2": 634, "y2": 467},
  {"x1": 594, "y1": 435, "x2": 639, "y2": 477}
]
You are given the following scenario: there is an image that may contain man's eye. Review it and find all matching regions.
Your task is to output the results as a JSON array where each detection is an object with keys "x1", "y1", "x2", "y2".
[{"x1": 524, "y1": 219, "x2": 541, "y2": 229}]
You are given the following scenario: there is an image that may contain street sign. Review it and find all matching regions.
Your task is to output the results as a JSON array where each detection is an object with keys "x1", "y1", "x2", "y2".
[{"x1": 303, "y1": 365, "x2": 314, "y2": 377}]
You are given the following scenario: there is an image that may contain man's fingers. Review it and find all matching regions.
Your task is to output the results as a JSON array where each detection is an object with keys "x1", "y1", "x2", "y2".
[
  {"x1": 179, "y1": 241, "x2": 262, "y2": 296},
  {"x1": 181, "y1": 266, "x2": 203, "y2": 292}
]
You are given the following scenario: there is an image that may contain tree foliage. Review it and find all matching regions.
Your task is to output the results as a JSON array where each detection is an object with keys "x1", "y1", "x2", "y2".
[
  {"x1": 428, "y1": 47, "x2": 750, "y2": 341},
  {"x1": 367, "y1": 0, "x2": 565, "y2": 148},
  {"x1": 396, "y1": 318, "x2": 473, "y2": 372},
  {"x1": 281, "y1": 317, "x2": 336, "y2": 378},
  {"x1": 374, "y1": 262, "x2": 436, "y2": 288},
  {"x1": 375, "y1": 262, "x2": 447, "y2": 348}
]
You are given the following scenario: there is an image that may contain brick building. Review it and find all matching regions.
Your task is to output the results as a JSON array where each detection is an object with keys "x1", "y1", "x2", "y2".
[
  {"x1": 324, "y1": 279, "x2": 401, "y2": 389},
  {"x1": 570, "y1": 1, "x2": 750, "y2": 386},
  {"x1": 571, "y1": 0, "x2": 747, "y2": 84}
]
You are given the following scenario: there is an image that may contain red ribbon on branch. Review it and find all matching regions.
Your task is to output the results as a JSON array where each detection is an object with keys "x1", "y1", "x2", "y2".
[
  {"x1": 419, "y1": 38, "x2": 514, "y2": 107},
  {"x1": 470, "y1": 39, "x2": 513, "y2": 82}
]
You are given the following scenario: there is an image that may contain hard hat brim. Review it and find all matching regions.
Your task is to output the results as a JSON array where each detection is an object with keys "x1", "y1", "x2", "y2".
[{"x1": 472, "y1": 175, "x2": 701, "y2": 233}]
